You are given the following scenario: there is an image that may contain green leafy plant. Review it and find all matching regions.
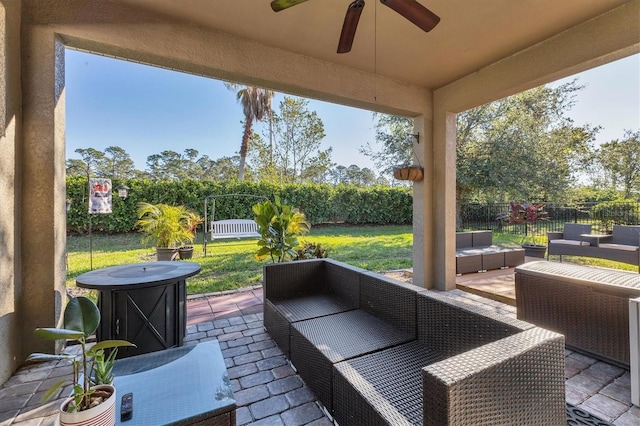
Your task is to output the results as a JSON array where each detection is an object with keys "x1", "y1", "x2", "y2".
[
  {"x1": 136, "y1": 202, "x2": 193, "y2": 248},
  {"x1": 27, "y1": 296, "x2": 135, "y2": 413},
  {"x1": 253, "y1": 196, "x2": 310, "y2": 262},
  {"x1": 89, "y1": 348, "x2": 117, "y2": 386},
  {"x1": 294, "y1": 241, "x2": 331, "y2": 260},
  {"x1": 497, "y1": 201, "x2": 548, "y2": 246}
]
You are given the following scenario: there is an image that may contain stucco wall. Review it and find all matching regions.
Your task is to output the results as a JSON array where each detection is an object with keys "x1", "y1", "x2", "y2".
[{"x1": 0, "y1": 0, "x2": 22, "y2": 385}]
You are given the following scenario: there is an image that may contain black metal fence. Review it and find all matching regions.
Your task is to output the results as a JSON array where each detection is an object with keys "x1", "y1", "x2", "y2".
[{"x1": 459, "y1": 202, "x2": 640, "y2": 234}]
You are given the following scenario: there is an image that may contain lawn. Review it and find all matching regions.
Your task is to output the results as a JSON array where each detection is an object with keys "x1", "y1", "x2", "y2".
[
  {"x1": 67, "y1": 225, "x2": 636, "y2": 297},
  {"x1": 66, "y1": 225, "x2": 414, "y2": 295}
]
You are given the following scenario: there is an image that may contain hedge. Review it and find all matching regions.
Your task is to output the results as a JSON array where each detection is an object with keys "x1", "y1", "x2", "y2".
[{"x1": 66, "y1": 178, "x2": 413, "y2": 233}]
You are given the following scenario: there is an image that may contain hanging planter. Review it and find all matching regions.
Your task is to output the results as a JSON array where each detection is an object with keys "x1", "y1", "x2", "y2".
[{"x1": 393, "y1": 165, "x2": 424, "y2": 181}]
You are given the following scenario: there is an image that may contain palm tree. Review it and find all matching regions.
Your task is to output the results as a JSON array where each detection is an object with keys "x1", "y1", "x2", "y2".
[{"x1": 225, "y1": 83, "x2": 274, "y2": 180}]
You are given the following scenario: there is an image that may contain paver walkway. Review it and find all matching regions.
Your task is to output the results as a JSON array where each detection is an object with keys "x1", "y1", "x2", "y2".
[{"x1": 1, "y1": 278, "x2": 640, "y2": 425}]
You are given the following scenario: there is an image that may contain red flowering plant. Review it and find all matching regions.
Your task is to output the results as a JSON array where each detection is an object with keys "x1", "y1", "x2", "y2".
[{"x1": 497, "y1": 201, "x2": 549, "y2": 246}]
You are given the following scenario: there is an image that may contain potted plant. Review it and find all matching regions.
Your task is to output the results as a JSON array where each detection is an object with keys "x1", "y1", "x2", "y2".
[
  {"x1": 179, "y1": 211, "x2": 204, "y2": 260},
  {"x1": 253, "y1": 195, "x2": 310, "y2": 263},
  {"x1": 27, "y1": 296, "x2": 135, "y2": 425},
  {"x1": 136, "y1": 202, "x2": 193, "y2": 261},
  {"x1": 498, "y1": 201, "x2": 549, "y2": 258},
  {"x1": 393, "y1": 165, "x2": 424, "y2": 181}
]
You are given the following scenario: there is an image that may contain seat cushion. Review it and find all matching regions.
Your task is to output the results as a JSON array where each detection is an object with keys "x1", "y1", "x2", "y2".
[
  {"x1": 598, "y1": 243, "x2": 639, "y2": 252},
  {"x1": 549, "y1": 239, "x2": 590, "y2": 246}
]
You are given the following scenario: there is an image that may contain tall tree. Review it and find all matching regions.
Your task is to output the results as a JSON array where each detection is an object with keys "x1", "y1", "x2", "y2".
[
  {"x1": 103, "y1": 146, "x2": 135, "y2": 179},
  {"x1": 360, "y1": 113, "x2": 414, "y2": 180},
  {"x1": 456, "y1": 80, "x2": 598, "y2": 202},
  {"x1": 596, "y1": 129, "x2": 640, "y2": 199},
  {"x1": 251, "y1": 96, "x2": 332, "y2": 183},
  {"x1": 225, "y1": 83, "x2": 274, "y2": 181},
  {"x1": 69, "y1": 148, "x2": 107, "y2": 178}
]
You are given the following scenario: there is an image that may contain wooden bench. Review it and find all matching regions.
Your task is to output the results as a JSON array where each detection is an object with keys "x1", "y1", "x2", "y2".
[{"x1": 210, "y1": 219, "x2": 260, "y2": 240}]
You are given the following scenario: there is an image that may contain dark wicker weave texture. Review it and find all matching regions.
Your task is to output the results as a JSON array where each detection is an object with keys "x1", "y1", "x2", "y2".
[
  {"x1": 333, "y1": 341, "x2": 443, "y2": 425},
  {"x1": 417, "y1": 291, "x2": 532, "y2": 356},
  {"x1": 422, "y1": 327, "x2": 566, "y2": 426},
  {"x1": 360, "y1": 272, "x2": 420, "y2": 336},
  {"x1": 516, "y1": 261, "x2": 640, "y2": 367},
  {"x1": 290, "y1": 309, "x2": 413, "y2": 411}
]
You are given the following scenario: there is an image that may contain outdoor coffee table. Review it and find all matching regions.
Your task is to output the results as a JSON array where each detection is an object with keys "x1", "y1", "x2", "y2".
[
  {"x1": 76, "y1": 261, "x2": 201, "y2": 357},
  {"x1": 111, "y1": 340, "x2": 236, "y2": 425}
]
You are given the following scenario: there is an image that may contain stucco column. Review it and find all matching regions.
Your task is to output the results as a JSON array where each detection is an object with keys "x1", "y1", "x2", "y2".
[
  {"x1": 412, "y1": 115, "x2": 431, "y2": 288},
  {"x1": 21, "y1": 30, "x2": 66, "y2": 354},
  {"x1": 431, "y1": 105, "x2": 457, "y2": 290}
]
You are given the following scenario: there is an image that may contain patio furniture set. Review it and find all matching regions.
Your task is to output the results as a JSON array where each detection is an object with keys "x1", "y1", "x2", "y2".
[
  {"x1": 264, "y1": 258, "x2": 566, "y2": 425},
  {"x1": 548, "y1": 223, "x2": 640, "y2": 271},
  {"x1": 455, "y1": 230, "x2": 525, "y2": 274}
]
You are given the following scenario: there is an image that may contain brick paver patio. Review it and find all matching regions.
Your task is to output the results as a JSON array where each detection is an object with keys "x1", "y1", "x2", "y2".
[{"x1": 1, "y1": 281, "x2": 639, "y2": 425}]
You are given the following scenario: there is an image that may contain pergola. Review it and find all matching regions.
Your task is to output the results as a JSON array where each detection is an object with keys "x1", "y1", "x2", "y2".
[{"x1": 0, "y1": 0, "x2": 638, "y2": 385}]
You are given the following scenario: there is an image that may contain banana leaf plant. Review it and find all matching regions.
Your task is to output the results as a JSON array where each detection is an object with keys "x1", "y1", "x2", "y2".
[
  {"x1": 27, "y1": 296, "x2": 135, "y2": 413},
  {"x1": 253, "y1": 195, "x2": 310, "y2": 263}
]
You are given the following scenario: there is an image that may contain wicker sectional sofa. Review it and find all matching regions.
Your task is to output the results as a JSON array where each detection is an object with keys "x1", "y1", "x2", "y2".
[
  {"x1": 548, "y1": 224, "x2": 640, "y2": 271},
  {"x1": 456, "y1": 230, "x2": 525, "y2": 274},
  {"x1": 264, "y1": 258, "x2": 566, "y2": 425}
]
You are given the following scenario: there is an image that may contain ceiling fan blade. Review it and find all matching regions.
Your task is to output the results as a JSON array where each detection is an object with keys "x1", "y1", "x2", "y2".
[
  {"x1": 270, "y1": 0, "x2": 310, "y2": 12},
  {"x1": 337, "y1": 0, "x2": 365, "y2": 54},
  {"x1": 380, "y1": 0, "x2": 440, "y2": 32}
]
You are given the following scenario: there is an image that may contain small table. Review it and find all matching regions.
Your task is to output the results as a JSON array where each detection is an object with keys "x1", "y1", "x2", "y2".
[
  {"x1": 579, "y1": 233, "x2": 612, "y2": 247},
  {"x1": 77, "y1": 261, "x2": 201, "y2": 357},
  {"x1": 112, "y1": 341, "x2": 236, "y2": 425}
]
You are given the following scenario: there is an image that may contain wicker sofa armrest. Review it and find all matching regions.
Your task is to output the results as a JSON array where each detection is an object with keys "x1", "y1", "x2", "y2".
[
  {"x1": 422, "y1": 328, "x2": 565, "y2": 426},
  {"x1": 547, "y1": 231, "x2": 564, "y2": 241}
]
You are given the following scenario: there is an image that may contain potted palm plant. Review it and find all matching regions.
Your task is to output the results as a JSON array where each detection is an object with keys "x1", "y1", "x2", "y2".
[
  {"x1": 27, "y1": 296, "x2": 135, "y2": 425},
  {"x1": 498, "y1": 201, "x2": 549, "y2": 258},
  {"x1": 136, "y1": 202, "x2": 193, "y2": 261}
]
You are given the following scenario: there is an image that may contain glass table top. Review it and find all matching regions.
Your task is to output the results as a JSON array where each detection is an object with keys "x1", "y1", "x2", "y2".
[{"x1": 112, "y1": 341, "x2": 235, "y2": 425}]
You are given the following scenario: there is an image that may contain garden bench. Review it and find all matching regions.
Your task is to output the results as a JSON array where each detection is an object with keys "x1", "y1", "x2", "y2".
[
  {"x1": 210, "y1": 219, "x2": 260, "y2": 240},
  {"x1": 264, "y1": 258, "x2": 566, "y2": 425},
  {"x1": 548, "y1": 224, "x2": 640, "y2": 272},
  {"x1": 456, "y1": 230, "x2": 524, "y2": 274}
]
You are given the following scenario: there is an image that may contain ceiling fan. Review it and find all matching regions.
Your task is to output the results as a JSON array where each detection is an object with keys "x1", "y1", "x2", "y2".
[{"x1": 270, "y1": 0, "x2": 440, "y2": 54}]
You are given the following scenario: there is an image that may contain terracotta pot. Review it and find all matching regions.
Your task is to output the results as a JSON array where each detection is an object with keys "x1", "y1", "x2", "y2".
[
  {"x1": 59, "y1": 385, "x2": 116, "y2": 426},
  {"x1": 393, "y1": 166, "x2": 424, "y2": 181}
]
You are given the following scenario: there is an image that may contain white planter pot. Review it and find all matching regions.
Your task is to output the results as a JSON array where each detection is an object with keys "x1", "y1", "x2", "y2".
[{"x1": 59, "y1": 385, "x2": 116, "y2": 426}]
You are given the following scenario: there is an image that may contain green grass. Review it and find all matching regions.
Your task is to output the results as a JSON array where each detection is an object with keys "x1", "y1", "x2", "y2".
[
  {"x1": 66, "y1": 225, "x2": 414, "y2": 295},
  {"x1": 67, "y1": 226, "x2": 637, "y2": 296}
]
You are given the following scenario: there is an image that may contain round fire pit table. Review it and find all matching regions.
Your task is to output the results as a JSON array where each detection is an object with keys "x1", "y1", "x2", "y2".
[{"x1": 76, "y1": 261, "x2": 201, "y2": 358}]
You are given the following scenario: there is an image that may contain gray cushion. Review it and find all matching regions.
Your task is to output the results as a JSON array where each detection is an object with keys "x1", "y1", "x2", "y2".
[
  {"x1": 598, "y1": 243, "x2": 639, "y2": 252},
  {"x1": 549, "y1": 239, "x2": 590, "y2": 246},
  {"x1": 611, "y1": 225, "x2": 640, "y2": 246},
  {"x1": 562, "y1": 223, "x2": 592, "y2": 241}
]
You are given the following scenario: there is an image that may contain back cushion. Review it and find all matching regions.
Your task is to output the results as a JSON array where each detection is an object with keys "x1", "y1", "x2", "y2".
[
  {"x1": 563, "y1": 223, "x2": 592, "y2": 241},
  {"x1": 612, "y1": 225, "x2": 640, "y2": 246},
  {"x1": 456, "y1": 232, "x2": 473, "y2": 249},
  {"x1": 472, "y1": 230, "x2": 492, "y2": 247}
]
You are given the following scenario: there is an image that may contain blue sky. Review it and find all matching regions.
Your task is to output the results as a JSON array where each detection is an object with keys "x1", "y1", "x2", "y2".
[{"x1": 65, "y1": 50, "x2": 639, "y2": 173}]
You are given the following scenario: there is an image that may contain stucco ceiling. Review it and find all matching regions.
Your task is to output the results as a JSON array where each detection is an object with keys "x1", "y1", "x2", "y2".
[{"x1": 117, "y1": 0, "x2": 630, "y2": 89}]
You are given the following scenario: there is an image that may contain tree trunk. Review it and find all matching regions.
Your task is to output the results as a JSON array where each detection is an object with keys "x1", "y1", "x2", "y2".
[{"x1": 238, "y1": 118, "x2": 253, "y2": 181}]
